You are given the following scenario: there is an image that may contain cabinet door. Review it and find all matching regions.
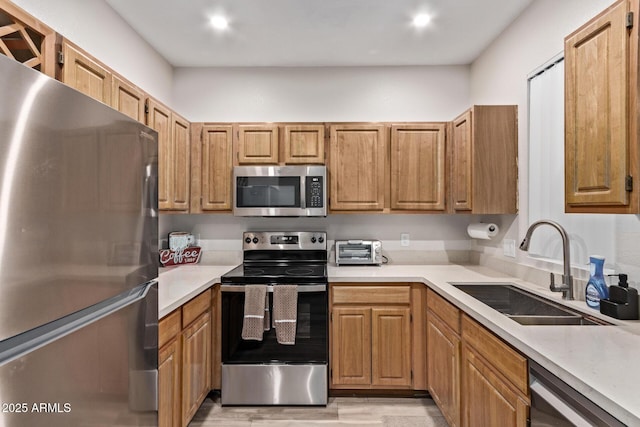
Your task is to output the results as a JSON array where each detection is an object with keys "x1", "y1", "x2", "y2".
[
  {"x1": 201, "y1": 125, "x2": 233, "y2": 211},
  {"x1": 182, "y1": 312, "x2": 211, "y2": 427},
  {"x1": 61, "y1": 41, "x2": 112, "y2": 105},
  {"x1": 237, "y1": 124, "x2": 279, "y2": 164},
  {"x1": 158, "y1": 338, "x2": 181, "y2": 427},
  {"x1": 461, "y1": 347, "x2": 528, "y2": 427},
  {"x1": 331, "y1": 306, "x2": 371, "y2": 387},
  {"x1": 427, "y1": 313, "x2": 460, "y2": 427},
  {"x1": 283, "y1": 125, "x2": 325, "y2": 164},
  {"x1": 371, "y1": 307, "x2": 411, "y2": 387},
  {"x1": 211, "y1": 286, "x2": 221, "y2": 390},
  {"x1": 147, "y1": 99, "x2": 173, "y2": 210},
  {"x1": 171, "y1": 113, "x2": 191, "y2": 211},
  {"x1": 451, "y1": 110, "x2": 473, "y2": 211},
  {"x1": 330, "y1": 124, "x2": 386, "y2": 211},
  {"x1": 112, "y1": 75, "x2": 146, "y2": 122},
  {"x1": 565, "y1": 0, "x2": 629, "y2": 209},
  {"x1": 390, "y1": 124, "x2": 446, "y2": 211},
  {"x1": 0, "y1": 2, "x2": 57, "y2": 77}
]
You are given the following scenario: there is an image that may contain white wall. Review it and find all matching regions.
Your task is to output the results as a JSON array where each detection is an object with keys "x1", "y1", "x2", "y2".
[
  {"x1": 11, "y1": 0, "x2": 174, "y2": 106},
  {"x1": 470, "y1": 0, "x2": 640, "y2": 285},
  {"x1": 172, "y1": 65, "x2": 470, "y2": 122}
]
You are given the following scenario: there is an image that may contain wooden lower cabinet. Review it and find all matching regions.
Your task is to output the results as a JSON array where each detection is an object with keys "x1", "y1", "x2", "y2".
[
  {"x1": 427, "y1": 292, "x2": 529, "y2": 427},
  {"x1": 330, "y1": 284, "x2": 415, "y2": 389},
  {"x1": 182, "y1": 311, "x2": 211, "y2": 426},
  {"x1": 331, "y1": 306, "x2": 372, "y2": 387},
  {"x1": 371, "y1": 307, "x2": 412, "y2": 387},
  {"x1": 158, "y1": 310, "x2": 182, "y2": 427},
  {"x1": 158, "y1": 288, "x2": 212, "y2": 427},
  {"x1": 427, "y1": 313, "x2": 460, "y2": 427},
  {"x1": 460, "y1": 315, "x2": 529, "y2": 427},
  {"x1": 158, "y1": 338, "x2": 181, "y2": 427},
  {"x1": 461, "y1": 347, "x2": 529, "y2": 427}
]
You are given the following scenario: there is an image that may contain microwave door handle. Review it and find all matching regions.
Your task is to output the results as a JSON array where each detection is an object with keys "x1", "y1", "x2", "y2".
[{"x1": 300, "y1": 176, "x2": 306, "y2": 209}]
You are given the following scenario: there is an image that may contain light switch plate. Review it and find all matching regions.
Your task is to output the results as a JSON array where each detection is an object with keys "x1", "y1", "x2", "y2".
[
  {"x1": 401, "y1": 233, "x2": 410, "y2": 247},
  {"x1": 503, "y1": 239, "x2": 516, "y2": 258}
]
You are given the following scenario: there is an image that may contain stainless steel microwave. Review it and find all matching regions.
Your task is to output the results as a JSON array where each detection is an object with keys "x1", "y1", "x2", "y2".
[{"x1": 233, "y1": 165, "x2": 327, "y2": 217}]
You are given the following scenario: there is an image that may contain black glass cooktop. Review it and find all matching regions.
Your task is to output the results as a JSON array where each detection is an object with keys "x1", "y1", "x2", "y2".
[{"x1": 221, "y1": 263, "x2": 327, "y2": 284}]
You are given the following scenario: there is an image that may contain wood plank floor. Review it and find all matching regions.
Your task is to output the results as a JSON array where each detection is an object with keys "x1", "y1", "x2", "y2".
[{"x1": 189, "y1": 396, "x2": 448, "y2": 426}]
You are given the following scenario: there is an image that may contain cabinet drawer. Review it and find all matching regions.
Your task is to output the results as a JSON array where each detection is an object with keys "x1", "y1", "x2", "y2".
[
  {"x1": 461, "y1": 314, "x2": 528, "y2": 395},
  {"x1": 332, "y1": 285, "x2": 411, "y2": 305},
  {"x1": 182, "y1": 289, "x2": 212, "y2": 328},
  {"x1": 159, "y1": 309, "x2": 181, "y2": 348},
  {"x1": 427, "y1": 289, "x2": 460, "y2": 334}
]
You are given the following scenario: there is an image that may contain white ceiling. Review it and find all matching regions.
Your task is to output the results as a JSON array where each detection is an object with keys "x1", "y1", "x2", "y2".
[{"x1": 105, "y1": 0, "x2": 534, "y2": 67}]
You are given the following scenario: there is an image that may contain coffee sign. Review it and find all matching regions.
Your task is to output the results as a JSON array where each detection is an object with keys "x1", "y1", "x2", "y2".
[{"x1": 159, "y1": 247, "x2": 202, "y2": 266}]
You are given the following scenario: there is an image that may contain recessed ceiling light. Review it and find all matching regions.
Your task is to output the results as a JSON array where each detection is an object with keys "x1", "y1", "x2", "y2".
[
  {"x1": 412, "y1": 13, "x2": 431, "y2": 28},
  {"x1": 209, "y1": 15, "x2": 229, "y2": 30}
]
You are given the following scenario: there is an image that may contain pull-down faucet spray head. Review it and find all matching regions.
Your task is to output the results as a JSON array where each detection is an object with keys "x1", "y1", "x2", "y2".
[{"x1": 519, "y1": 220, "x2": 574, "y2": 300}]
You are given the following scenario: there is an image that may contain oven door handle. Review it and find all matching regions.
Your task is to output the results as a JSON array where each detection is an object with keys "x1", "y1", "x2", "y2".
[{"x1": 221, "y1": 284, "x2": 326, "y2": 293}]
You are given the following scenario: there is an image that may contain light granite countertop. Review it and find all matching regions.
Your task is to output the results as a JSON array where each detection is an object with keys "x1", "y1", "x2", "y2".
[{"x1": 158, "y1": 263, "x2": 640, "y2": 426}]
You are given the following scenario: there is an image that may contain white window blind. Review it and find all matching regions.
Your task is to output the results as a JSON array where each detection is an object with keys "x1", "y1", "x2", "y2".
[{"x1": 528, "y1": 58, "x2": 615, "y2": 267}]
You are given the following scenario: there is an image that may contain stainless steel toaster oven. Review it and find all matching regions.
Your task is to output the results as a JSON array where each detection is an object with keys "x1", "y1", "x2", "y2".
[{"x1": 335, "y1": 240, "x2": 382, "y2": 265}]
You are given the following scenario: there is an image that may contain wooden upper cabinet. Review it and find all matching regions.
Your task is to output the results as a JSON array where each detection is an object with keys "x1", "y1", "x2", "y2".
[
  {"x1": 0, "y1": 1, "x2": 57, "y2": 77},
  {"x1": 149, "y1": 98, "x2": 191, "y2": 212},
  {"x1": 391, "y1": 123, "x2": 446, "y2": 211},
  {"x1": 112, "y1": 75, "x2": 146, "y2": 122},
  {"x1": 236, "y1": 124, "x2": 279, "y2": 164},
  {"x1": 171, "y1": 113, "x2": 191, "y2": 211},
  {"x1": 148, "y1": 99, "x2": 172, "y2": 210},
  {"x1": 196, "y1": 124, "x2": 234, "y2": 212},
  {"x1": 283, "y1": 124, "x2": 325, "y2": 164},
  {"x1": 451, "y1": 112, "x2": 473, "y2": 211},
  {"x1": 565, "y1": 0, "x2": 637, "y2": 213},
  {"x1": 450, "y1": 106, "x2": 518, "y2": 214},
  {"x1": 61, "y1": 40, "x2": 112, "y2": 105},
  {"x1": 329, "y1": 124, "x2": 386, "y2": 211}
]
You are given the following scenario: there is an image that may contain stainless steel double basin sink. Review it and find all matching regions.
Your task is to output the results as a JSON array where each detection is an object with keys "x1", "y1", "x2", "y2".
[{"x1": 450, "y1": 283, "x2": 609, "y2": 326}]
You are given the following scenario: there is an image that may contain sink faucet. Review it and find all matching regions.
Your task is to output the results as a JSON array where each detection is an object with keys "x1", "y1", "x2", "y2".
[{"x1": 519, "y1": 220, "x2": 574, "y2": 300}]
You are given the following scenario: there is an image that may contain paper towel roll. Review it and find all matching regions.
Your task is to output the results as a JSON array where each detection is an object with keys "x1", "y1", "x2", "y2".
[{"x1": 467, "y1": 223, "x2": 499, "y2": 240}]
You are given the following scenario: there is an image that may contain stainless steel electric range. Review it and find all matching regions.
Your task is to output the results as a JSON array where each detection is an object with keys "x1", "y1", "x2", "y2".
[{"x1": 220, "y1": 231, "x2": 328, "y2": 406}]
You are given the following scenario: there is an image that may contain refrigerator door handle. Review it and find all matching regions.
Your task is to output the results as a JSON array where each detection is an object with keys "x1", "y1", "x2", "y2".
[{"x1": 0, "y1": 280, "x2": 157, "y2": 367}]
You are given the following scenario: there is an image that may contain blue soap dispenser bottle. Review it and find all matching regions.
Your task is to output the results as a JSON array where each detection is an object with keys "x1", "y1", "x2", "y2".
[{"x1": 585, "y1": 255, "x2": 608, "y2": 309}]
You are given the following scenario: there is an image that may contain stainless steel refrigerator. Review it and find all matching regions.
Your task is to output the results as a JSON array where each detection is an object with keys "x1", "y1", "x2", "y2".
[{"x1": 0, "y1": 54, "x2": 158, "y2": 426}]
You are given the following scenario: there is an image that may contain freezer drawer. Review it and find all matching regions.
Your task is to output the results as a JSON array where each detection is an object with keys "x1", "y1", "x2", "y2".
[{"x1": 0, "y1": 283, "x2": 158, "y2": 427}]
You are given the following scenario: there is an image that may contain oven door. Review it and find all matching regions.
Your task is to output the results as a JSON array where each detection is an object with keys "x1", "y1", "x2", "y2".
[{"x1": 221, "y1": 284, "x2": 328, "y2": 364}]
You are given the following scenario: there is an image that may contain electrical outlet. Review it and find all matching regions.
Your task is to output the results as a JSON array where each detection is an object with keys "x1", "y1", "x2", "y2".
[
  {"x1": 503, "y1": 239, "x2": 516, "y2": 258},
  {"x1": 401, "y1": 233, "x2": 410, "y2": 247}
]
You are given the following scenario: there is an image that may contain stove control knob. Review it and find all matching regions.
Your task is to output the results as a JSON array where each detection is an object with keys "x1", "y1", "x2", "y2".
[
  {"x1": 311, "y1": 237, "x2": 317, "y2": 243},
  {"x1": 245, "y1": 237, "x2": 252, "y2": 244},
  {"x1": 253, "y1": 237, "x2": 259, "y2": 244},
  {"x1": 318, "y1": 236, "x2": 325, "y2": 243}
]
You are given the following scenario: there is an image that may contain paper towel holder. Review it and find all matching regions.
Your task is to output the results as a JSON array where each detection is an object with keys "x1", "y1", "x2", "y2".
[{"x1": 467, "y1": 222, "x2": 500, "y2": 240}]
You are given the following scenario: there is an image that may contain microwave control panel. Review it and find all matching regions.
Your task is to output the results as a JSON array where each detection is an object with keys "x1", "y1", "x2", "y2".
[{"x1": 305, "y1": 176, "x2": 324, "y2": 208}]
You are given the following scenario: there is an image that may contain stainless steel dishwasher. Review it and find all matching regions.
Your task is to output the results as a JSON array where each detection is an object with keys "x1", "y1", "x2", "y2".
[{"x1": 529, "y1": 361, "x2": 625, "y2": 426}]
